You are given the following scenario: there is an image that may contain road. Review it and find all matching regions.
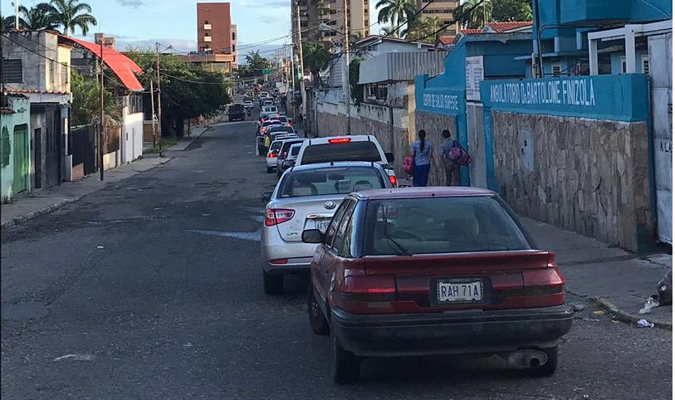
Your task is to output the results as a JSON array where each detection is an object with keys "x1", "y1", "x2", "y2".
[{"x1": 1, "y1": 116, "x2": 671, "y2": 400}]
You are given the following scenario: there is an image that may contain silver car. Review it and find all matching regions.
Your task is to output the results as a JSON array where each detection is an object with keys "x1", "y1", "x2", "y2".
[{"x1": 260, "y1": 162, "x2": 395, "y2": 294}]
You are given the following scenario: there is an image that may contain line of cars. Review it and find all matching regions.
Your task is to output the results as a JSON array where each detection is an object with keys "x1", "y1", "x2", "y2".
[{"x1": 254, "y1": 111, "x2": 572, "y2": 384}]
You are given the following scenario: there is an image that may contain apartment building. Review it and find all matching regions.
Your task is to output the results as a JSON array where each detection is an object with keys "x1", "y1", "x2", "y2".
[
  {"x1": 417, "y1": 0, "x2": 459, "y2": 38},
  {"x1": 292, "y1": 0, "x2": 370, "y2": 46},
  {"x1": 94, "y1": 33, "x2": 116, "y2": 50},
  {"x1": 193, "y1": 2, "x2": 238, "y2": 72}
]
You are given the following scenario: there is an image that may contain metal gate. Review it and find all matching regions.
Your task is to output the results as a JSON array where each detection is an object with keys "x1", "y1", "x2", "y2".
[
  {"x1": 71, "y1": 125, "x2": 96, "y2": 175},
  {"x1": 649, "y1": 33, "x2": 672, "y2": 244},
  {"x1": 45, "y1": 109, "x2": 61, "y2": 188},
  {"x1": 466, "y1": 102, "x2": 487, "y2": 188},
  {"x1": 13, "y1": 124, "x2": 28, "y2": 194}
]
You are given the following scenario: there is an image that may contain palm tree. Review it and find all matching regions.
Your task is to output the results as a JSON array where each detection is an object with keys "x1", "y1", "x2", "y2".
[
  {"x1": 46, "y1": 0, "x2": 97, "y2": 36},
  {"x1": 302, "y1": 43, "x2": 330, "y2": 87},
  {"x1": 7, "y1": 4, "x2": 59, "y2": 30},
  {"x1": 379, "y1": 25, "x2": 400, "y2": 38},
  {"x1": 455, "y1": 0, "x2": 493, "y2": 30},
  {"x1": 375, "y1": 0, "x2": 416, "y2": 37},
  {"x1": 405, "y1": 16, "x2": 442, "y2": 42}
]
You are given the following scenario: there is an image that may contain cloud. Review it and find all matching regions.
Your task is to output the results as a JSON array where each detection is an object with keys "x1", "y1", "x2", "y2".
[
  {"x1": 116, "y1": 38, "x2": 198, "y2": 53},
  {"x1": 259, "y1": 15, "x2": 286, "y2": 24},
  {"x1": 117, "y1": 0, "x2": 145, "y2": 8},
  {"x1": 238, "y1": 0, "x2": 289, "y2": 9}
]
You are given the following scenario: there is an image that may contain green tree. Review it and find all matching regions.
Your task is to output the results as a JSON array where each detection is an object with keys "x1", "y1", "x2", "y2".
[
  {"x1": 375, "y1": 0, "x2": 417, "y2": 37},
  {"x1": 491, "y1": 0, "x2": 532, "y2": 22},
  {"x1": 70, "y1": 70, "x2": 117, "y2": 126},
  {"x1": 455, "y1": 0, "x2": 493, "y2": 29},
  {"x1": 2, "y1": 4, "x2": 57, "y2": 30},
  {"x1": 245, "y1": 51, "x2": 271, "y2": 71},
  {"x1": 302, "y1": 43, "x2": 330, "y2": 87},
  {"x1": 379, "y1": 24, "x2": 400, "y2": 38},
  {"x1": 45, "y1": 0, "x2": 98, "y2": 36},
  {"x1": 126, "y1": 50, "x2": 231, "y2": 138},
  {"x1": 405, "y1": 16, "x2": 442, "y2": 42},
  {"x1": 349, "y1": 57, "x2": 364, "y2": 105}
]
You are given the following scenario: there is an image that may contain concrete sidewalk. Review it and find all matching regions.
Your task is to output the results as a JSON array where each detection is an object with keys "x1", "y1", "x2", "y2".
[
  {"x1": 520, "y1": 217, "x2": 672, "y2": 328},
  {"x1": 1, "y1": 157, "x2": 171, "y2": 228}
]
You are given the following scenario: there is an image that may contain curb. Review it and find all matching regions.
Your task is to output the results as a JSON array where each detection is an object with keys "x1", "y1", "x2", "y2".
[
  {"x1": 592, "y1": 297, "x2": 672, "y2": 330},
  {"x1": 1, "y1": 158, "x2": 172, "y2": 229}
]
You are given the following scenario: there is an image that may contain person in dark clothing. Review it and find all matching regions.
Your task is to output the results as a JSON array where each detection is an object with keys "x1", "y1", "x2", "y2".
[{"x1": 440, "y1": 129, "x2": 460, "y2": 186}]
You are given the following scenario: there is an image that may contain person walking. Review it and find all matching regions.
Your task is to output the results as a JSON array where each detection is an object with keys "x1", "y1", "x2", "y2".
[
  {"x1": 410, "y1": 129, "x2": 435, "y2": 187},
  {"x1": 440, "y1": 129, "x2": 460, "y2": 186}
]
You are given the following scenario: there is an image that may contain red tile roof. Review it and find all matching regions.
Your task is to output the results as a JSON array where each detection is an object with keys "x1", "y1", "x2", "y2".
[
  {"x1": 59, "y1": 36, "x2": 144, "y2": 92},
  {"x1": 485, "y1": 21, "x2": 533, "y2": 33},
  {"x1": 437, "y1": 36, "x2": 454, "y2": 45},
  {"x1": 460, "y1": 29, "x2": 483, "y2": 35},
  {"x1": 6, "y1": 89, "x2": 69, "y2": 95}
]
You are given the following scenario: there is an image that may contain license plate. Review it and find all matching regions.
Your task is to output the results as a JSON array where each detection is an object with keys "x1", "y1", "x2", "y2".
[
  {"x1": 315, "y1": 219, "x2": 331, "y2": 233},
  {"x1": 436, "y1": 280, "x2": 483, "y2": 303}
]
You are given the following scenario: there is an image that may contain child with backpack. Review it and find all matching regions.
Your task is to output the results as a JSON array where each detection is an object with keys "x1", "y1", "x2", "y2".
[{"x1": 440, "y1": 129, "x2": 471, "y2": 186}]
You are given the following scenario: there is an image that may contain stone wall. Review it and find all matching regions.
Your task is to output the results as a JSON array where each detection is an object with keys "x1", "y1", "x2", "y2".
[
  {"x1": 414, "y1": 111, "x2": 457, "y2": 186},
  {"x1": 491, "y1": 111, "x2": 652, "y2": 251}
]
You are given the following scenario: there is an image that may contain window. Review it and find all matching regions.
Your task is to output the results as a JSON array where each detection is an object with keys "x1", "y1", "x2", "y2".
[
  {"x1": 325, "y1": 200, "x2": 351, "y2": 247},
  {"x1": 232, "y1": 32, "x2": 236, "y2": 40},
  {"x1": 232, "y1": 44, "x2": 236, "y2": 52},
  {"x1": 551, "y1": 63, "x2": 562, "y2": 77},
  {"x1": 1, "y1": 126, "x2": 10, "y2": 167},
  {"x1": 301, "y1": 142, "x2": 382, "y2": 164},
  {"x1": 278, "y1": 167, "x2": 386, "y2": 198},
  {"x1": 3, "y1": 59, "x2": 22, "y2": 83},
  {"x1": 642, "y1": 55, "x2": 650, "y2": 74},
  {"x1": 332, "y1": 201, "x2": 356, "y2": 253},
  {"x1": 363, "y1": 197, "x2": 532, "y2": 256}
]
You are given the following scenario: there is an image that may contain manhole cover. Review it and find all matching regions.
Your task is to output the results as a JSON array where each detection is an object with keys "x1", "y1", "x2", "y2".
[{"x1": 2, "y1": 302, "x2": 50, "y2": 321}]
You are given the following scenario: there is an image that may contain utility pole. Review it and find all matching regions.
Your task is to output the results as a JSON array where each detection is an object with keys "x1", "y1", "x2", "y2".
[
  {"x1": 343, "y1": 0, "x2": 351, "y2": 135},
  {"x1": 99, "y1": 40, "x2": 105, "y2": 181},
  {"x1": 155, "y1": 42, "x2": 163, "y2": 157},
  {"x1": 14, "y1": 0, "x2": 19, "y2": 29},
  {"x1": 533, "y1": 0, "x2": 544, "y2": 78},
  {"x1": 150, "y1": 77, "x2": 157, "y2": 147},
  {"x1": 295, "y1": 1, "x2": 306, "y2": 124}
]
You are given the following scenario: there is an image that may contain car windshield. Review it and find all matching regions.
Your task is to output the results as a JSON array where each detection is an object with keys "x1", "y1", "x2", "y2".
[
  {"x1": 302, "y1": 141, "x2": 381, "y2": 164},
  {"x1": 269, "y1": 126, "x2": 294, "y2": 133},
  {"x1": 279, "y1": 140, "x2": 303, "y2": 156},
  {"x1": 363, "y1": 197, "x2": 531, "y2": 256},
  {"x1": 290, "y1": 145, "x2": 301, "y2": 156},
  {"x1": 277, "y1": 116, "x2": 288, "y2": 123},
  {"x1": 270, "y1": 141, "x2": 283, "y2": 152},
  {"x1": 278, "y1": 167, "x2": 385, "y2": 198}
]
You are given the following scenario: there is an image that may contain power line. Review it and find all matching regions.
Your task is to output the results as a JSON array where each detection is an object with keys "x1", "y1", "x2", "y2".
[
  {"x1": 159, "y1": 71, "x2": 230, "y2": 85},
  {"x1": 406, "y1": 0, "x2": 488, "y2": 43}
]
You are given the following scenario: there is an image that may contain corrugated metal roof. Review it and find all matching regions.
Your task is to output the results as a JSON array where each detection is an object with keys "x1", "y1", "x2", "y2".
[{"x1": 358, "y1": 51, "x2": 448, "y2": 84}]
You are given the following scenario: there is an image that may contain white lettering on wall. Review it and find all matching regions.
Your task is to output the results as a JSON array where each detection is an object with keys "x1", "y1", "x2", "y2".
[
  {"x1": 489, "y1": 78, "x2": 597, "y2": 107},
  {"x1": 423, "y1": 93, "x2": 459, "y2": 111}
]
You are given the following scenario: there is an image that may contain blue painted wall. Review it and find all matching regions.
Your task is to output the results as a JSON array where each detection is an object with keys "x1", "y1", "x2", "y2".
[{"x1": 538, "y1": 0, "x2": 671, "y2": 27}]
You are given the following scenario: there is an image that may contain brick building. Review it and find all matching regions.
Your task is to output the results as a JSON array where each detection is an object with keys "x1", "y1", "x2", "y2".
[{"x1": 196, "y1": 2, "x2": 238, "y2": 70}]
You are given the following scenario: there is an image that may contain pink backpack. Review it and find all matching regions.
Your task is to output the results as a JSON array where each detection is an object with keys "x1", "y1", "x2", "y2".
[
  {"x1": 448, "y1": 141, "x2": 471, "y2": 166},
  {"x1": 402, "y1": 156, "x2": 414, "y2": 177}
]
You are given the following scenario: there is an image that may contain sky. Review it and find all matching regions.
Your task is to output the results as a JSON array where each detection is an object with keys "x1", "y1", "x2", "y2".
[{"x1": 1, "y1": 0, "x2": 382, "y2": 60}]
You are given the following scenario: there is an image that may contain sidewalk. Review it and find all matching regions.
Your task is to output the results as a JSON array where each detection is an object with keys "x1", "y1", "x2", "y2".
[
  {"x1": 1, "y1": 157, "x2": 171, "y2": 228},
  {"x1": 520, "y1": 217, "x2": 672, "y2": 328}
]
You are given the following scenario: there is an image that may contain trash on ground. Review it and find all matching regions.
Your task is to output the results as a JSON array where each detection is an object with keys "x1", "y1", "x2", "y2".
[
  {"x1": 637, "y1": 319, "x2": 655, "y2": 328},
  {"x1": 657, "y1": 268, "x2": 672, "y2": 306},
  {"x1": 593, "y1": 310, "x2": 605, "y2": 316},
  {"x1": 573, "y1": 303, "x2": 585, "y2": 312},
  {"x1": 96, "y1": 245, "x2": 105, "y2": 249},
  {"x1": 639, "y1": 297, "x2": 660, "y2": 314}
]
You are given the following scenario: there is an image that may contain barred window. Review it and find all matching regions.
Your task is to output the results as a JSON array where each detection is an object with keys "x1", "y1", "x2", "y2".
[{"x1": 2, "y1": 59, "x2": 22, "y2": 83}]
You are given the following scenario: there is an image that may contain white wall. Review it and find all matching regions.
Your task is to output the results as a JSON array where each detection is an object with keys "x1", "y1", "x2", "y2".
[{"x1": 122, "y1": 111, "x2": 144, "y2": 163}]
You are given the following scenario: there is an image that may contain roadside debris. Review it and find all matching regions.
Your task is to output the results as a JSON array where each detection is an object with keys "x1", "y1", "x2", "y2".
[
  {"x1": 639, "y1": 297, "x2": 660, "y2": 314},
  {"x1": 637, "y1": 319, "x2": 655, "y2": 328},
  {"x1": 96, "y1": 245, "x2": 105, "y2": 249},
  {"x1": 593, "y1": 310, "x2": 605, "y2": 316},
  {"x1": 573, "y1": 303, "x2": 585, "y2": 312}
]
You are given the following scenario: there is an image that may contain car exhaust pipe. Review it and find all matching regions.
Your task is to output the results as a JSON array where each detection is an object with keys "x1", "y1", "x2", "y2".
[{"x1": 507, "y1": 350, "x2": 548, "y2": 368}]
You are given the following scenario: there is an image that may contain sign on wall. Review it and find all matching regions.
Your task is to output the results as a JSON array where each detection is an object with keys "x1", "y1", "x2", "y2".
[{"x1": 465, "y1": 56, "x2": 484, "y2": 102}]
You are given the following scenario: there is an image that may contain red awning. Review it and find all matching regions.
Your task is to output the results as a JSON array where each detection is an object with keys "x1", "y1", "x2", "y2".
[{"x1": 60, "y1": 36, "x2": 144, "y2": 92}]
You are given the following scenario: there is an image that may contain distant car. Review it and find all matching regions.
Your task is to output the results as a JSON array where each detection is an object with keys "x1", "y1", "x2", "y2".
[
  {"x1": 296, "y1": 135, "x2": 397, "y2": 186},
  {"x1": 280, "y1": 143, "x2": 302, "y2": 173},
  {"x1": 263, "y1": 100, "x2": 274, "y2": 107},
  {"x1": 228, "y1": 104, "x2": 246, "y2": 121},
  {"x1": 257, "y1": 120, "x2": 281, "y2": 155},
  {"x1": 260, "y1": 162, "x2": 395, "y2": 295},
  {"x1": 261, "y1": 105, "x2": 279, "y2": 119},
  {"x1": 244, "y1": 100, "x2": 254, "y2": 109},
  {"x1": 268, "y1": 125, "x2": 296, "y2": 137},
  {"x1": 275, "y1": 138, "x2": 305, "y2": 177},
  {"x1": 266, "y1": 139, "x2": 287, "y2": 173},
  {"x1": 304, "y1": 187, "x2": 573, "y2": 383}
]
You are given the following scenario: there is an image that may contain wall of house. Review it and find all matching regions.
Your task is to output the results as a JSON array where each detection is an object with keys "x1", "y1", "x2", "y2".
[
  {"x1": 122, "y1": 108, "x2": 144, "y2": 163},
  {"x1": 1, "y1": 98, "x2": 31, "y2": 202}
]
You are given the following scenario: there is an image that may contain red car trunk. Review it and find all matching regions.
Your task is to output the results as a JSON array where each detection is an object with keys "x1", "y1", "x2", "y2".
[{"x1": 334, "y1": 251, "x2": 565, "y2": 314}]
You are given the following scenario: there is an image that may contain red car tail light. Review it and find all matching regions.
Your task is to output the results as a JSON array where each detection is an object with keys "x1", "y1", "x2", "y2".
[
  {"x1": 265, "y1": 209, "x2": 295, "y2": 226},
  {"x1": 268, "y1": 152, "x2": 277, "y2": 158},
  {"x1": 388, "y1": 175, "x2": 397, "y2": 186},
  {"x1": 328, "y1": 138, "x2": 351, "y2": 144},
  {"x1": 269, "y1": 258, "x2": 288, "y2": 265},
  {"x1": 342, "y1": 275, "x2": 396, "y2": 295},
  {"x1": 520, "y1": 267, "x2": 565, "y2": 307}
]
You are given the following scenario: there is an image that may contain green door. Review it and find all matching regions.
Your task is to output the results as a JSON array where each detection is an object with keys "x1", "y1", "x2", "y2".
[{"x1": 13, "y1": 124, "x2": 28, "y2": 194}]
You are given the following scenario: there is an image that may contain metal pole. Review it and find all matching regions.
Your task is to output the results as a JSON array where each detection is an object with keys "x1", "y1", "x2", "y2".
[
  {"x1": 343, "y1": 0, "x2": 351, "y2": 135},
  {"x1": 150, "y1": 77, "x2": 157, "y2": 147},
  {"x1": 534, "y1": 0, "x2": 545, "y2": 78},
  {"x1": 99, "y1": 40, "x2": 105, "y2": 181},
  {"x1": 155, "y1": 43, "x2": 163, "y2": 157},
  {"x1": 295, "y1": 1, "x2": 306, "y2": 123}
]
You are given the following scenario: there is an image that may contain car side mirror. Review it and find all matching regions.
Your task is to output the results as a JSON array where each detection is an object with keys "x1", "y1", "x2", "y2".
[
  {"x1": 302, "y1": 229, "x2": 324, "y2": 244},
  {"x1": 261, "y1": 192, "x2": 272, "y2": 203},
  {"x1": 385, "y1": 153, "x2": 395, "y2": 163}
]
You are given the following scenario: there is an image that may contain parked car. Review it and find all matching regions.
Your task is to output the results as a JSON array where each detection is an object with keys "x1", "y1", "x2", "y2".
[
  {"x1": 296, "y1": 135, "x2": 397, "y2": 186},
  {"x1": 260, "y1": 162, "x2": 395, "y2": 295},
  {"x1": 263, "y1": 100, "x2": 274, "y2": 107},
  {"x1": 275, "y1": 139, "x2": 305, "y2": 177},
  {"x1": 266, "y1": 140, "x2": 286, "y2": 173},
  {"x1": 268, "y1": 125, "x2": 296, "y2": 137},
  {"x1": 256, "y1": 120, "x2": 281, "y2": 155},
  {"x1": 261, "y1": 105, "x2": 279, "y2": 119},
  {"x1": 244, "y1": 100, "x2": 254, "y2": 109},
  {"x1": 302, "y1": 187, "x2": 573, "y2": 383},
  {"x1": 280, "y1": 143, "x2": 302, "y2": 173},
  {"x1": 228, "y1": 103, "x2": 246, "y2": 121}
]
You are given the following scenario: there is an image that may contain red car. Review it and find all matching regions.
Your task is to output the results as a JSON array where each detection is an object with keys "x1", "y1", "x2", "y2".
[{"x1": 302, "y1": 187, "x2": 573, "y2": 384}]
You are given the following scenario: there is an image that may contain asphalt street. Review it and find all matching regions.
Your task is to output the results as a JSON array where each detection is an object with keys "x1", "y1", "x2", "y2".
[{"x1": 1, "y1": 115, "x2": 672, "y2": 400}]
